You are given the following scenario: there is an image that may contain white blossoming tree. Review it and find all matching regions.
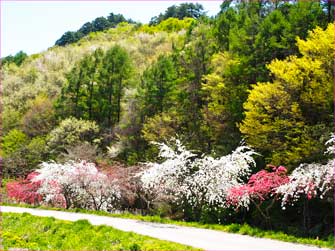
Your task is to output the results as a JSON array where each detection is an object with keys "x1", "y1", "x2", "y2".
[
  {"x1": 276, "y1": 133, "x2": 334, "y2": 209},
  {"x1": 33, "y1": 161, "x2": 121, "y2": 211},
  {"x1": 140, "y1": 140, "x2": 257, "y2": 211}
]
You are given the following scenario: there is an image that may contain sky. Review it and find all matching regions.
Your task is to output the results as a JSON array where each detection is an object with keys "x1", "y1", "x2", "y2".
[{"x1": 1, "y1": 1, "x2": 222, "y2": 57}]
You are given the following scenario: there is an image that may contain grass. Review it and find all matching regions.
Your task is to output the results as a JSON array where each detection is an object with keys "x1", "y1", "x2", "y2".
[
  {"x1": 2, "y1": 212, "x2": 200, "y2": 250},
  {"x1": 2, "y1": 202, "x2": 334, "y2": 249}
]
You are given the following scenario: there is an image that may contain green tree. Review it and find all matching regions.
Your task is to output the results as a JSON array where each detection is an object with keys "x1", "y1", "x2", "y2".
[
  {"x1": 1, "y1": 129, "x2": 28, "y2": 157},
  {"x1": 92, "y1": 17, "x2": 111, "y2": 31},
  {"x1": 55, "y1": 31, "x2": 82, "y2": 46},
  {"x1": 78, "y1": 22, "x2": 94, "y2": 35},
  {"x1": 99, "y1": 45, "x2": 132, "y2": 127},
  {"x1": 2, "y1": 108, "x2": 22, "y2": 135},
  {"x1": 253, "y1": 9, "x2": 290, "y2": 80},
  {"x1": 149, "y1": 3, "x2": 205, "y2": 25},
  {"x1": 138, "y1": 55, "x2": 177, "y2": 118},
  {"x1": 201, "y1": 52, "x2": 245, "y2": 154},
  {"x1": 142, "y1": 110, "x2": 182, "y2": 144},
  {"x1": 175, "y1": 22, "x2": 217, "y2": 151},
  {"x1": 214, "y1": 7, "x2": 237, "y2": 51},
  {"x1": 47, "y1": 117, "x2": 101, "y2": 155},
  {"x1": 22, "y1": 94, "x2": 56, "y2": 137},
  {"x1": 108, "y1": 13, "x2": 127, "y2": 25},
  {"x1": 240, "y1": 24, "x2": 334, "y2": 168},
  {"x1": 55, "y1": 13, "x2": 131, "y2": 46},
  {"x1": 2, "y1": 132, "x2": 48, "y2": 177},
  {"x1": 56, "y1": 53, "x2": 92, "y2": 118},
  {"x1": 56, "y1": 46, "x2": 132, "y2": 128},
  {"x1": 286, "y1": 1, "x2": 327, "y2": 51},
  {"x1": 2, "y1": 51, "x2": 28, "y2": 66}
]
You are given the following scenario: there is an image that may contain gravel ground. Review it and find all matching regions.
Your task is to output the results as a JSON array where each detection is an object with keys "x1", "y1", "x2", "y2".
[{"x1": 1, "y1": 206, "x2": 330, "y2": 251}]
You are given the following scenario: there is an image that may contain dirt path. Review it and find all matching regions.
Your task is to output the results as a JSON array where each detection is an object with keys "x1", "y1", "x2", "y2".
[{"x1": 1, "y1": 206, "x2": 330, "y2": 250}]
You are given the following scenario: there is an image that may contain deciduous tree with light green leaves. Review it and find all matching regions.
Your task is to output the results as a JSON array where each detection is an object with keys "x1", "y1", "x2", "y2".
[
  {"x1": 47, "y1": 117, "x2": 101, "y2": 155},
  {"x1": 240, "y1": 24, "x2": 334, "y2": 168}
]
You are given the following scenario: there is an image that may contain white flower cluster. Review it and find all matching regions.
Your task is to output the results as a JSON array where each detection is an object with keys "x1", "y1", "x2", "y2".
[
  {"x1": 277, "y1": 134, "x2": 334, "y2": 209},
  {"x1": 325, "y1": 133, "x2": 334, "y2": 155},
  {"x1": 140, "y1": 140, "x2": 196, "y2": 196},
  {"x1": 33, "y1": 161, "x2": 121, "y2": 211},
  {"x1": 140, "y1": 140, "x2": 257, "y2": 208},
  {"x1": 276, "y1": 160, "x2": 334, "y2": 209}
]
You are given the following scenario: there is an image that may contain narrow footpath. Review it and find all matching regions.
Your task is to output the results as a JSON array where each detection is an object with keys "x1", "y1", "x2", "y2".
[{"x1": 1, "y1": 206, "x2": 330, "y2": 250}]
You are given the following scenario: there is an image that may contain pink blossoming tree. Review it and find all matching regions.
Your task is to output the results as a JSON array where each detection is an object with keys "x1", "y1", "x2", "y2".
[{"x1": 227, "y1": 165, "x2": 289, "y2": 224}]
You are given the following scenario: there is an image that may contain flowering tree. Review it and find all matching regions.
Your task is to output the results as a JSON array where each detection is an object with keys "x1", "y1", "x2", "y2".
[
  {"x1": 139, "y1": 140, "x2": 195, "y2": 209},
  {"x1": 140, "y1": 140, "x2": 257, "y2": 211},
  {"x1": 325, "y1": 133, "x2": 334, "y2": 155},
  {"x1": 6, "y1": 172, "x2": 43, "y2": 205},
  {"x1": 276, "y1": 160, "x2": 333, "y2": 209},
  {"x1": 227, "y1": 165, "x2": 289, "y2": 223},
  {"x1": 276, "y1": 133, "x2": 334, "y2": 209},
  {"x1": 100, "y1": 162, "x2": 147, "y2": 210},
  {"x1": 32, "y1": 161, "x2": 121, "y2": 211}
]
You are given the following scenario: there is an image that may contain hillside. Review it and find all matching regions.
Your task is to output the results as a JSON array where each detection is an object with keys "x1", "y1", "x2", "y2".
[
  {"x1": 2, "y1": 1, "x2": 334, "y2": 246},
  {"x1": 2, "y1": 20, "x2": 191, "y2": 115}
]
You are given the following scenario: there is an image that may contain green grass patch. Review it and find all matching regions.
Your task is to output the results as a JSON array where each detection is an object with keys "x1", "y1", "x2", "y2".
[
  {"x1": 2, "y1": 212, "x2": 200, "y2": 250},
  {"x1": 2, "y1": 202, "x2": 333, "y2": 249}
]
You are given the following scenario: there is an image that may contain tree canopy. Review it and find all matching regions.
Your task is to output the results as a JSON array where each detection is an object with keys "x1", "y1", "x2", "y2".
[
  {"x1": 149, "y1": 3, "x2": 205, "y2": 25},
  {"x1": 55, "y1": 13, "x2": 133, "y2": 46}
]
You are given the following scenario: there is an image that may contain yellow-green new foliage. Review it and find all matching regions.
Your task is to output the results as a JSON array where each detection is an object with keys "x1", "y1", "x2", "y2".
[
  {"x1": 142, "y1": 110, "x2": 182, "y2": 144},
  {"x1": 240, "y1": 24, "x2": 334, "y2": 167},
  {"x1": 47, "y1": 117, "x2": 101, "y2": 154},
  {"x1": 138, "y1": 17, "x2": 195, "y2": 34},
  {"x1": 202, "y1": 52, "x2": 240, "y2": 118}
]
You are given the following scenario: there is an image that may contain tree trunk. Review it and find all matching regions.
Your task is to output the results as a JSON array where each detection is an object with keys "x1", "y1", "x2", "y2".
[{"x1": 117, "y1": 78, "x2": 122, "y2": 123}]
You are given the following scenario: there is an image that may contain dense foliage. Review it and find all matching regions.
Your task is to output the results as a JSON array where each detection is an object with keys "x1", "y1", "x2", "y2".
[
  {"x1": 55, "y1": 12, "x2": 134, "y2": 46},
  {"x1": 149, "y1": 3, "x2": 205, "y2": 25},
  {"x1": 1, "y1": 51, "x2": 28, "y2": 66},
  {"x1": 3, "y1": 1, "x2": 334, "y2": 242}
]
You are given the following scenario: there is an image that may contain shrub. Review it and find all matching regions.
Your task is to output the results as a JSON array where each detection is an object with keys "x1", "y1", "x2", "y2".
[
  {"x1": 227, "y1": 165, "x2": 289, "y2": 225},
  {"x1": 47, "y1": 117, "x2": 101, "y2": 154},
  {"x1": 227, "y1": 166, "x2": 289, "y2": 210},
  {"x1": 1, "y1": 129, "x2": 28, "y2": 156},
  {"x1": 6, "y1": 172, "x2": 43, "y2": 205}
]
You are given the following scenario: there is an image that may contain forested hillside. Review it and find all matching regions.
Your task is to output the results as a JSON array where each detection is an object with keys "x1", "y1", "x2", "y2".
[{"x1": 2, "y1": 0, "x2": 334, "y2": 244}]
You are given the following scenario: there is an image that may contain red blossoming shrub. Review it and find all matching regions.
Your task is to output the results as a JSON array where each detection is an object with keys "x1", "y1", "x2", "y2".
[
  {"x1": 227, "y1": 165, "x2": 289, "y2": 211},
  {"x1": 6, "y1": 172, "x2": 43, "y2": 205}
]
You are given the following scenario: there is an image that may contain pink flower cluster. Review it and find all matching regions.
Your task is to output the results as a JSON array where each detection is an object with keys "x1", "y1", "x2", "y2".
[
  {"x1": 7, "y1": 161, "x2": 121, "y2": 211},
  {"x1": 6, "y1": 172, "x2": 43, "y2": 205},
  {"x1": 227, "y1": 165, "x2": 289, "y2": 209}
]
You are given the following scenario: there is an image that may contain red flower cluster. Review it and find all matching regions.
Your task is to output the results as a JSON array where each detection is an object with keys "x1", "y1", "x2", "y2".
[
  {"x1": 227, "y1": 165, "x2": 289, "y2": 207},
  {"x1": 6, "y1": 172, "x2": 43, "y2": 205}
]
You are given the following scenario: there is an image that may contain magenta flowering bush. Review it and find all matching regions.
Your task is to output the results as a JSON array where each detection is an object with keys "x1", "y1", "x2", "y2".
[
  {"x1": 227, "y1": 165, "x2": 289, "y2": 211},
  {"x1": 6, "y1": 172, "x2": 43, "y2": 205}
]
